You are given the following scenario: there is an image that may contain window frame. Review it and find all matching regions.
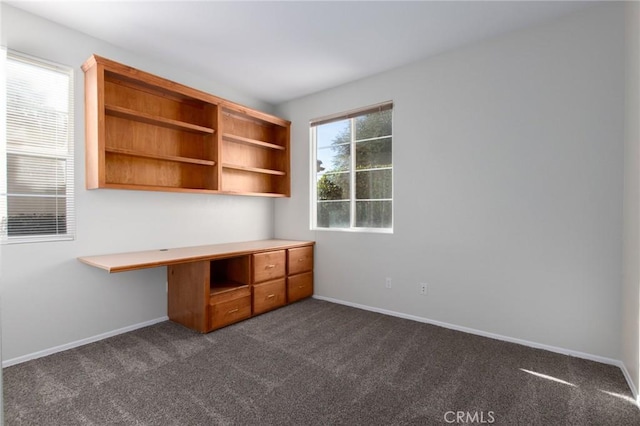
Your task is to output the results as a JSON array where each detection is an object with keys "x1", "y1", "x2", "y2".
[
  {"x1": 310, "y1": 101, "x2": 393, "y2": 234},
  {"x1": 1, "y1": 49, "x2": 75, "y2": 244}
]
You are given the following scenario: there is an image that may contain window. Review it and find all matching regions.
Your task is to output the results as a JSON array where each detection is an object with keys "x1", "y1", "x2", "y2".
[
  {"x1": 311, "y1": 102, "x2": 393, "y2": 232},
  {"x1": 1, "y1": 50, "x2": 75, "y2": 243}
]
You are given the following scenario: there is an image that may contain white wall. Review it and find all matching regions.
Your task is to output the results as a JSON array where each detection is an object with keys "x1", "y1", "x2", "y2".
[
  {"x1": 623, "y1": 1, "x2": 640, "y2": 397},
  {"x1": 276, "y1": 4, "x2": 625, "y2": 360},
  {"x1": 0, "y1": 4, "x2": 276, "y2": 362}
]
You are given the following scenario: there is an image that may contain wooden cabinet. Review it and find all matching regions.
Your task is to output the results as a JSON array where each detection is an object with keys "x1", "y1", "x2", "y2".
[
  {"x1": 161, "y1": 241, "x2": 313, "y2": 333},
  {"x1": 208, "y1": 257, "x2": 252, "y2": 330},
  {"x1": 209, "y1": 286, "x2": 252, "y2": 330},
  {"x1": 252, "y1": 250, "x2": 286, "y2": 283},
  {"x1": 287, "y1": 272, "x2": 313, "y2": 303},
  {"x1": 287, "y1": 246, "x2": 314, "y2": 276},
  {"x1": 287, "y1": 246, "x2": 314, "y2": 303},
  {"x1": 166, "y1": 257, "x2": 252, "y2": 333},
  {"x1": 251, "y1": 250, "x2": 286, "y2": 315},
  {"x1": 82, "y1": 55, "x2": 290, "y2": 197},
  {"x1": 252, "y1": 279, "x2": 286, "y2": 315}
]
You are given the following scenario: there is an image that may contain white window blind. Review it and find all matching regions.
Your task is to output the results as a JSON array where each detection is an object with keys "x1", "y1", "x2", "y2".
[{"x1": 1, "y1": 50, "x2": 75, "y2": 243}]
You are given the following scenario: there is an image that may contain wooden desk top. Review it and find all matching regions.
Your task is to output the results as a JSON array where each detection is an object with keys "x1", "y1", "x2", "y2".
[{"x1": 78, "y1": 239, "x2": 314, "y2": 273}]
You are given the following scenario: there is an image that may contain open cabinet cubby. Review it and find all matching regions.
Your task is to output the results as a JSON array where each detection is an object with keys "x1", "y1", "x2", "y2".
[
  {"x1": 210, "y1": 256, "x2": 250, "y2": 295},
  {"x1": 83, "y1": 55, "x2": 291, "y2": 196}
]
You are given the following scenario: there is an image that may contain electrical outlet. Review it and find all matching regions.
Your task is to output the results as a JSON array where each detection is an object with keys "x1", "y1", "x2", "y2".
[
  {"x1": 385, "y1": 277, "x2": 392, "y2": 289},
  {"x1": 419, "y1": 282, "x2": 427, "y2": 295}
]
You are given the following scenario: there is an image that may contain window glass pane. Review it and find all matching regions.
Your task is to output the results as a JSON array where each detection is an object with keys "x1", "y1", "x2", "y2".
[
  {"x1": 317, "y1": 201, "x2": 350, "y2": 228},
  {"x1": 356, "y1": 200, "x2": 392, "y2": 228},
  {"x1": 7, "y1": 155, "x2": 67, "y2": 195},
  {"x1": 7, "y1": 60, "x2": 70, "y2": 113},
  {"x1": 355, "y1": 137, "x2": 392, "y2": 169},
  {"x1": 356, "y1": 169, "x2": 392, "y2": 200},
  {"x1": 317, "y1": 172, "x2": 350, "y2": 201},
  {"x1": 355, "y1": 109, "x2": 392, "y2": 140},
  {"x1": 316, "y1": 119, "x2": 350, "y2": 149},
  {"x1": 6, "y1": 112, "x2": 69, "y2": 152},
  {"x1": 317, "y1": 144, "x2": 350, "y2": 174},
  {"x1": 7, "y1": 59, "x2": 70, "y2": 152},
  {"x1": 7, "y1": 196, "x2": 67, "y2": 236}
]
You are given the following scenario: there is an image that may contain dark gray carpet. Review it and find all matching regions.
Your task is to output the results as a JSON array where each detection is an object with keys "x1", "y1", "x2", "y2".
[{"x1": 3, "y1": 299, "x2": 639, "y2": 425}]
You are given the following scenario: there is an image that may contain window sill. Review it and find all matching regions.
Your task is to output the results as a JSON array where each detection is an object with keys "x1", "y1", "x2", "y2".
[
  {"x1": 312, "y1": 227, "x2": 393, "y2": 234},
  {"x1": 2, "y1": 235, "x2": 75, "y2": 245}
]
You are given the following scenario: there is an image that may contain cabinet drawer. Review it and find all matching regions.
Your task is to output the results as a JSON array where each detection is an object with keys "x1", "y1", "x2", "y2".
[
  {"x1": 287, "y1": 272, "x2": 313, "y2": 303},
  {"x1": 253, "y1": 279, "x2": 286, "y2": 315},
  {"x1": 209, "y1": 295, "x2": 251, "y2": 330},
  {"x1": 288, "y1": 246, "x2": 314, "y2": 276},
  {"x1": 253, "y1": 250, "x2": 285, "y2": 283}
]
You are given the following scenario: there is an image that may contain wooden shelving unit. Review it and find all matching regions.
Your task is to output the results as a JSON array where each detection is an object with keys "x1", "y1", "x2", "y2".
[
  {"x1": 83, "y1": 55, "x2": 291, "y2": 197},
  {"x1": 219, "y1": 106, "x2": 290, "y2": 196}
]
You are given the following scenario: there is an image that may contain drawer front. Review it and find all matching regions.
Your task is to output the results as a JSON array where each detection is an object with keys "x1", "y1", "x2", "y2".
[
  {"x1": 253, "y1": 250, "x2": 286, "y2": 283},
  {"x1": 209, "y1": 295, "x2": 251, "y2": 330},
  {"x1": 253, "y1": 279, "x2": 286, "y2": 315},
  {"x1": 211, "y1": 285, "x2": 251, "y2": 304},
  {"x1": 287, "y1": 272, "x2": 313, "y2": 303},
  {"x1": 287, "y1": 246, "x2": 314, "y2": 276}
]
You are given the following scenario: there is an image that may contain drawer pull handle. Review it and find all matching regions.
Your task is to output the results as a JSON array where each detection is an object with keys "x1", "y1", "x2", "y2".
[
  {"x1": 266, "y1": 294, "x2": 275, "y2": 299},
  {"x1": 298, "y1": 285, "x2": 304, "y2": 289},
  {"x1": 298, "y1": 258, "x2": 304, "y2": 262},
  {"x1": 227, "y1": 308, "x2": 239, "y2": 314},
  {"x1": 265, "y1": 264, "x2": 276, "y2": 269}
]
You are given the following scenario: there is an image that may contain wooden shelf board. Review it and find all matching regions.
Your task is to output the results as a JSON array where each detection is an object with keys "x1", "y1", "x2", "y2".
[
  {"x1": 210, "y1": 282, "x2": 249, "y2": 296},
  {"x1": 221, "y1": 104, "x2": 290, "y2": 127},
  {"x1": 218, "y1": 189, "x2": 287, "y2": 198},
  {"x1": 99, "y1": 183, "x2": 217, "y2": 194},
  {"x1": 222, "y1": 133, "x2": 285, "y2": 151},
  {"x1": 106, "y1": 147, "x2": 216, "y2": 166},
  {"x1": 105, "y1": 104, "x2": 215, "y2": 134},
  {"x1": 104, "y1": 72, "x2": 216, "y2": 106},
  {"x1": 221, "y1": 163, "x2": 286, "y2": 176}
]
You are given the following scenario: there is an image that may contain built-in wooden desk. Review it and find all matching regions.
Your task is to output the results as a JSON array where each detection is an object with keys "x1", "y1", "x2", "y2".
[{"x1": 79, "y1": 239, "x2": 315, "y2": 332}]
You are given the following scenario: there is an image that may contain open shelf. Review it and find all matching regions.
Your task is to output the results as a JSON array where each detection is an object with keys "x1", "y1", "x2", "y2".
[
  {"x1": 106, "y1": 147, "x2": 215, "y2": 166},
  {"x1": 222, "y1": 133, "x2": 285, "y2": 151},
  {"x1": 84, "y1": 55, "x2": 290, "y2": 197},
  {"x1": 105, "y1": 104, "x2": 215, "y2": 134},
  {"x1": 210, "y1": 281, "x2": 249, "y2": 296},
  {"x1": 101, "y1": 183, "x2": 217, "y2": 194},
  {"x1": 222, "y1": 163, "x2": 286, "y2": 176},
  {"x1": 219, "y1": 190, "x2": 287, "y2": 198},
  {"x1": 210, "y1": 256, "x2": 250, "y2": 292}
]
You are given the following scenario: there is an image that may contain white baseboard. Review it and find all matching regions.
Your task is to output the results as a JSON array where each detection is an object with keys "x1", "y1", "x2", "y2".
[
  {"x1": 313, "y1": 295, "x2": 639, "y2": 404},
  {"x1": 2, "y1": 316, "x2": 169, "y2": 368},
  {"x1": 620, "y1": 362, "x2": 640, "y2": 405}
]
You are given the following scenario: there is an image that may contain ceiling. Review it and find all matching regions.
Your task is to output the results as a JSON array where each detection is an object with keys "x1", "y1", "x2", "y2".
[{"x1": 7, "y1": 1, "x2": 594, "y2": 105}]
